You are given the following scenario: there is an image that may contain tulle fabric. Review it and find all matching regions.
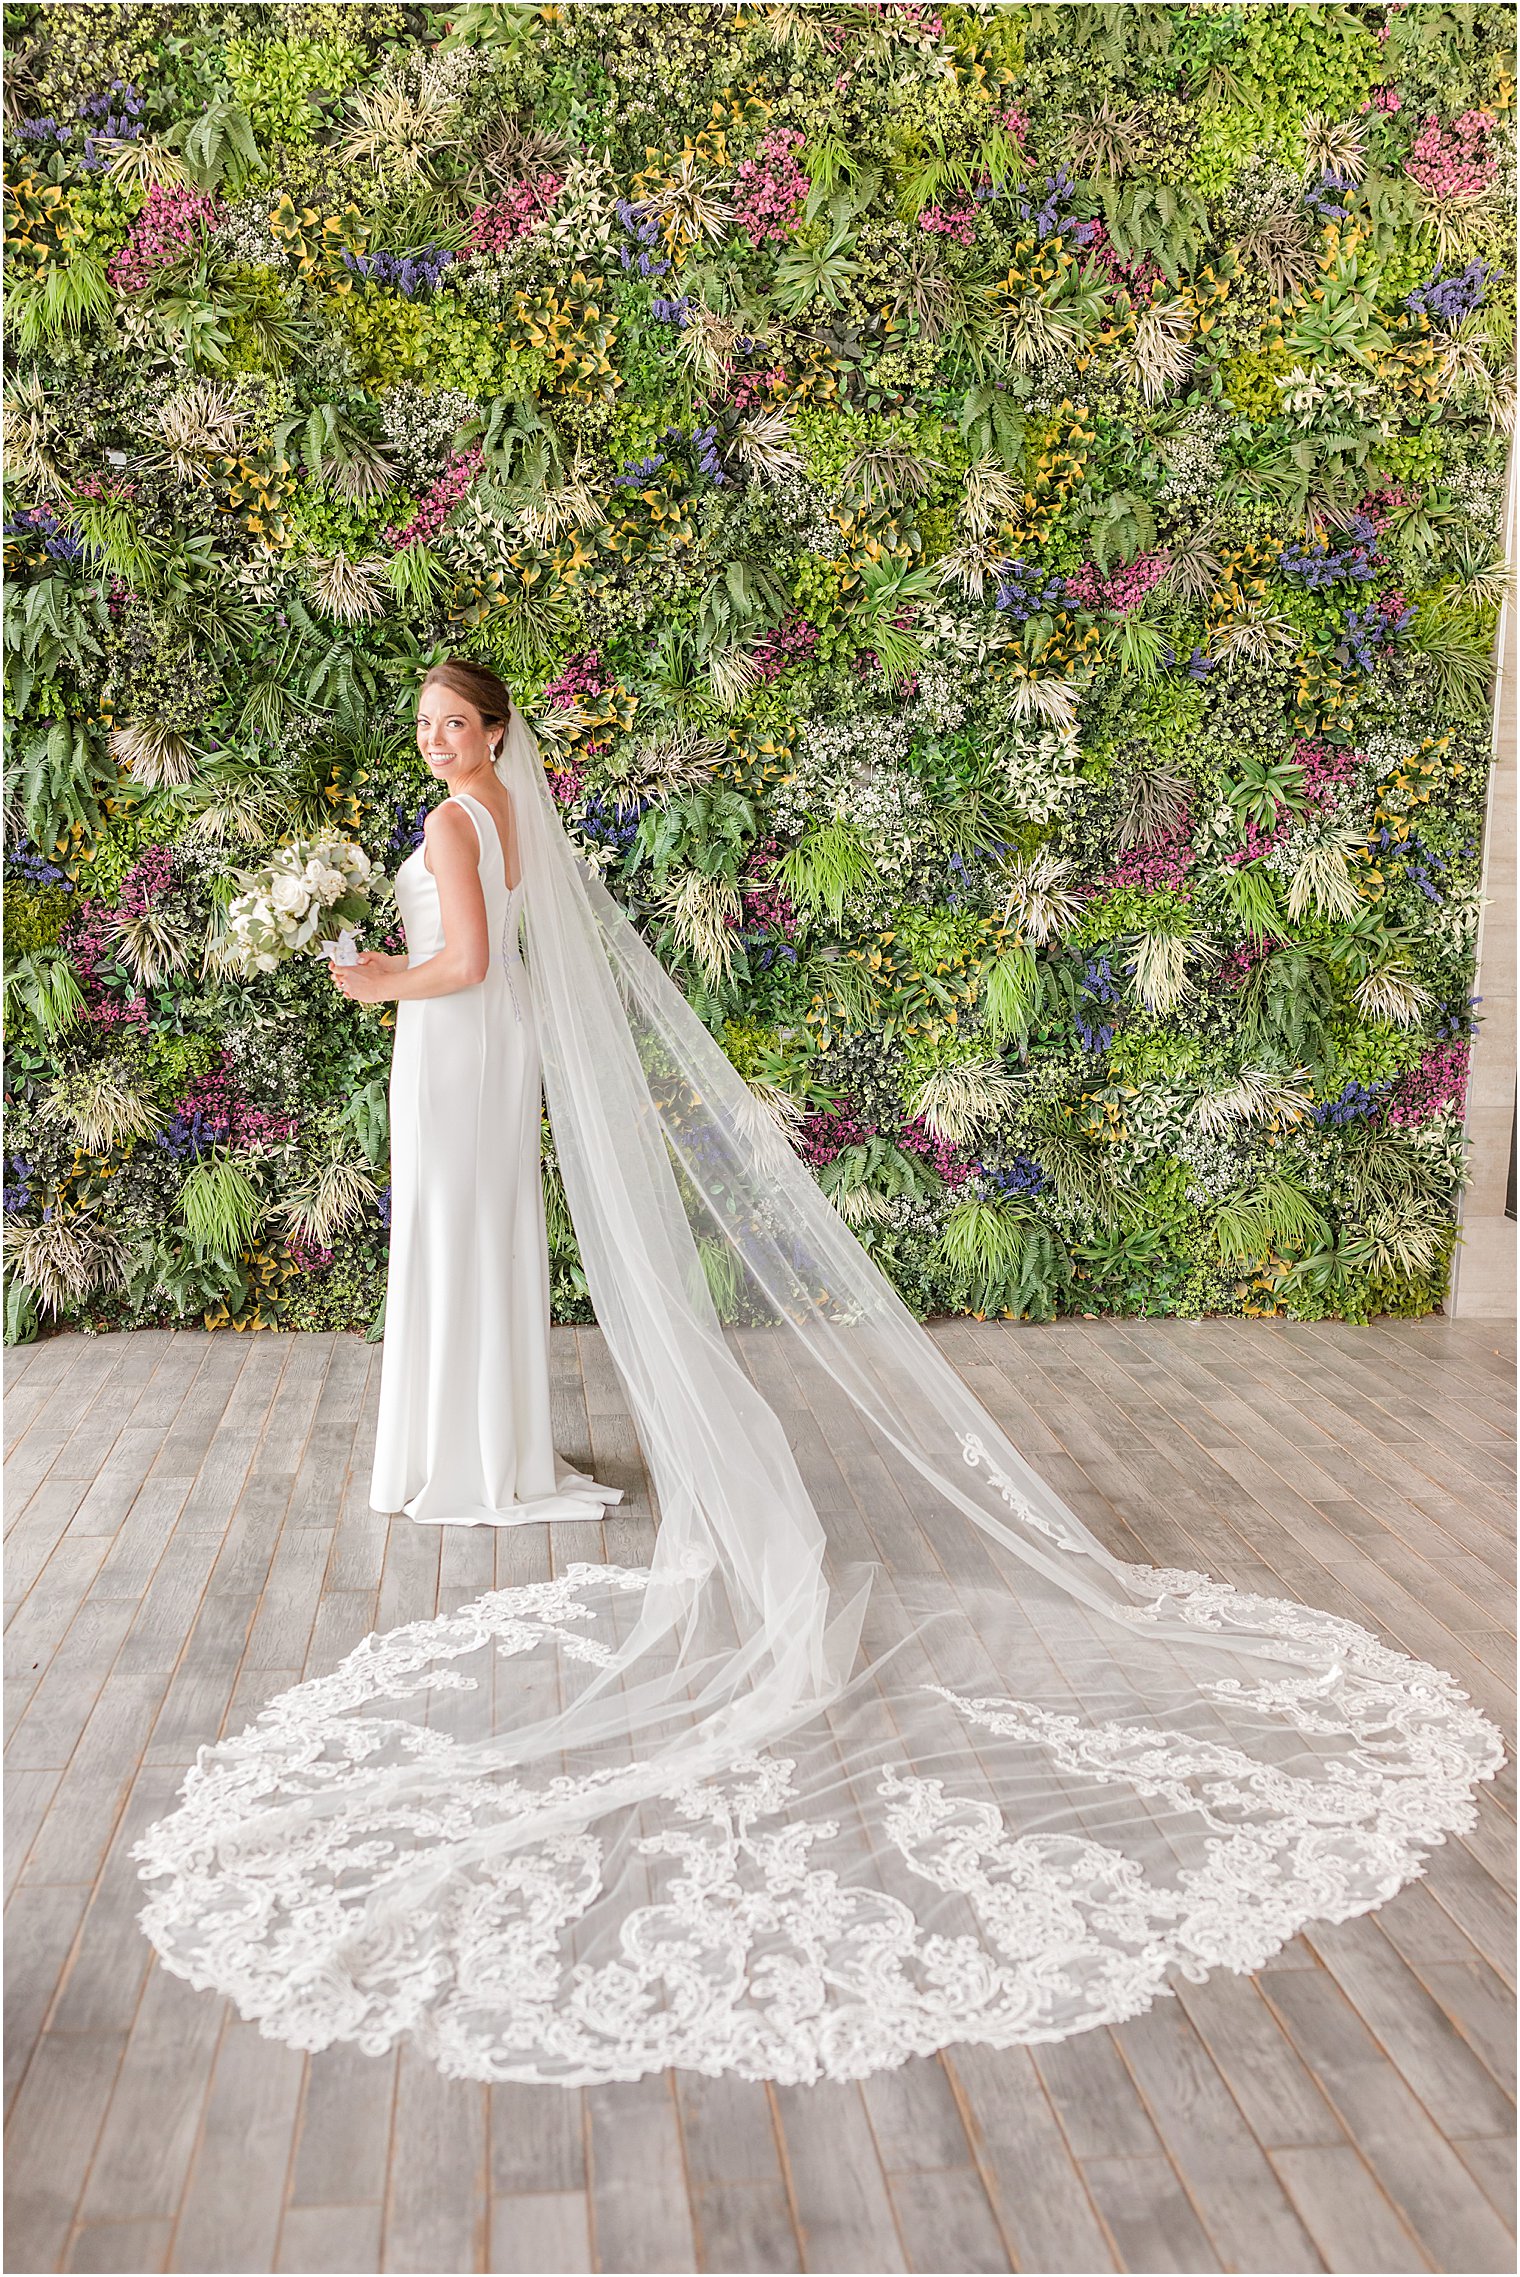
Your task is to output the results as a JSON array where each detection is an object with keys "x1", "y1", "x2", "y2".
[{"x1": 133, "y1": 708, "x2": 1504, "y2": 2087}]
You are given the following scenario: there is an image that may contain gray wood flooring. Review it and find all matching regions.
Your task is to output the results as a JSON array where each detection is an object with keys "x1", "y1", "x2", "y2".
[{"x1": 4, "y1": 1318, "x2": 1514, "y2": 2275}]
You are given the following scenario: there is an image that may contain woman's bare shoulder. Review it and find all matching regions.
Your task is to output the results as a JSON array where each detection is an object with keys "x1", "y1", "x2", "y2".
[{"x1": 420, "y1": 797, "x2": 481, "y2": 874}]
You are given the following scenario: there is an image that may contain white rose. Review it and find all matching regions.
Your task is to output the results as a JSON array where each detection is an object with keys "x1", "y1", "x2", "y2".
[
  {"x1": 270, "y1": 874, "x2": 307, "y2": 917},
  {"x1": 255, "y1": 951, "x2": 280, "y2": 973}
]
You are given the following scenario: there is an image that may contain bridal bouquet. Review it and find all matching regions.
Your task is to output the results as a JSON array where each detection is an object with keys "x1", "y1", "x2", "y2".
[{"x1": 220, "y1": 836, "x2": 376, "y2": 976}]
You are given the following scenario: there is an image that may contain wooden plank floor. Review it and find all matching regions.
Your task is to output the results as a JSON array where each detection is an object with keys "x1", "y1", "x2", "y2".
[{"x1": 4, "y1": 1319, "x2": 1514, "y2": 2276}]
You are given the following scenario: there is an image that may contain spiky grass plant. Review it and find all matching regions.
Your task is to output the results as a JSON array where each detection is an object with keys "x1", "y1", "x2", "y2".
[
  {"x1": 730, "y1": 409, "x2": 806, "y2": 484},
  {"x1": 650, "y1": 870, "x2": 745, "y2": 989},
  {"x1": 1439, "y1": 533, "x2": 1512, "y2": 612},
  {"x1": 1300, "y1": 113, "x2": 1368, "y2": 185},
  {"x1": 706, "y1": 642, "x2": 764, "y2": 714},
  {"x1": 1354, "y1": 960, "x2": 1433, "y2": 1027},
  {"x1": 4, "y1": 948, "x2": 85, "y2": 1045},
  {"x1": 512, "y1": 460, "x2": 609, "y2": 547},
  {"x1": 1065, "y1": 98, "x2": 1145, "y2": 181},
  {"x1": 1340, "y1": 1202, "x2": 1453, "y2": 1280},
  {"x1": 1337, "y1": 1129, "x2": 1447, "y2": 1214},
  {"x1": 999, "y1": 850, "x2": 1086, "y2": 945},
  {"x1": 1232, "y1": 198, "x2": 1317, "y2": 300},
  {"x1": 274, "y1": 1150, "x2": 379, "y2": 1250},
  {"x1": 2, "y1": 364, "x2": 70, "y2": 496},
  {"x1": 109, "y1": 722, "x2": 199, "y2": 788},
  {"x1": 1430, "y1": 317, "x2": 1508, "y2": 422},
  {"x1": 1000, "y1": 671, "x2": 1083, "y2": 732},
  {"x1": 598, "y1": 727, "x2": 726, "y2": 818},
  {"x1": 1284, "y1": 828, "x2": 1366, "y2": 922},
  {"x1": 36, "y1": 1063, "x2": 161, "y2": 1153},
  {"x1": 999, "y1": 292, "x2": 1091, "y2": 371},
  {"x1": 1213, "y1": 1172, "x2": 1328, "y2": 1264},
  {"x1": 1117, "y1": 298, "x2": 1195, "y2": 406},
  {"x1": 1210, "y1": 605, "x2": 1301, "y2": 664},
  {"x1": 336, "y1": 50, "x2": 468, "y2": 190},
  {"x1": 387, "y1": 541, "x2": 450, "y2": 615},
  {"x1": 737, "y1": 1077, "x2": 808, "y2": 1175},
  {"x1": 1126, "y1": 928, "x2": 1219, "y2": 1017},
  {"x1": 840, "y1": 436, "x2": 943, "y2": 509},
  {"x1": 173, "y1": 768, "x2": 295, "y2": 853},
  {"x1": 108, "y1": 899, "x2": 199, "y2": 989},
  {"x1": 907, "y1": 1056, "x2": 1026, "y2": 1146},
  {"x1": 6, "y1": 251, "x2": 116, "y2": 356},
  {"x1": 1407, "y1": 601, "x2": 1498, "y2": 718},
  {"x1": 802, "y1": 947, "x2": 879, "y2": 1041},
  {"x1": 1153, "y1": 536, "x2": 1223, "y2": 607},
  {"x1": 305, "y1": 552, "x2": 392, "y2": 624},
  {"x1": 934, "y1": 534, "x2": 1014, "y2": 602},
  {"x1": 937, "y1": 1194, "x2": 1058, "y2": 1316},
  {"x1": 959, "y1": 453, "x2": 1024, "y2": 541},
  {"x1": 4, "y1": 1210, "x2": 128, "y2": 1316},
  {"x1": 179, "y1": 1153, "x2": 262, "y2": 1254},
  {"x1": 979, "y1": 940, "x2": 1042, "y2": 1046},
  {"x1": 1028, "y1": 1130, "x2": 1131, "y2": 1221},
  {"x1": 646, "y1": 152, "x2": 736, "y2": 256},
  {"x1": 1192, "y1": 1064, "x2": 1315, "y2": 1138},
  {"x1": 1117, "y1": 765, "x2": 1192, "y2": 850},
  {"x1": 778, "y1": 821, "x2": 881, "y2": 930},
  {"x1": 143, "y1": 380, "x2": 256, "y2": 491},
  {"x1": 1211, "y1": 860, "x2": 1286, "y2": 941}
]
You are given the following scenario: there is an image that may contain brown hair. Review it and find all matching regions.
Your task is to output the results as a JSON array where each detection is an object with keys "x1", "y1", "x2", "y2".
[{"x1": 418, "y1": 656, "x2": 515, "y2": 749}]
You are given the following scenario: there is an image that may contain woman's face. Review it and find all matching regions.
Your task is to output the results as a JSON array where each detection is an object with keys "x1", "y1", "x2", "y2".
[{"x1": 415, "y1": 687, "x2": 503, "y2": 783}]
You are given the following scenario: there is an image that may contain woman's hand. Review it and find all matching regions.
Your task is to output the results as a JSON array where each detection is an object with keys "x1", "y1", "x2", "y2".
[{"x1": 329, "y1": 950, "x2": 401, "y2": 1005}]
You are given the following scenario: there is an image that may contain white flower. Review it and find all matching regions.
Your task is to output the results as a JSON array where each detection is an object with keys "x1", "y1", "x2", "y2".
[
  {"x1": 255, "y1": 951, "x2": 279, "y2": 973},
  {"x1": 306, "y1": 862, "x2": 347, "y2": 907},
  {"x1": 270, "y1": 874, "x2": 308, "y2": 918}
]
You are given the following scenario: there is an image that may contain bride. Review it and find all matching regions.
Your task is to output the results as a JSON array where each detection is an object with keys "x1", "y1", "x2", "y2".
[
  {"x1": 332, "y1": 661, "x2": 625, "y2": 1529},
  {"x1": 133, "y1": 658, "x2": 1504, "y2": 2090}
]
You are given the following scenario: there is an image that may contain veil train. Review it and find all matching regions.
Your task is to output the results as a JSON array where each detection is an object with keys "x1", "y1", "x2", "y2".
[{"x1": 132, "y1": 704, "x2": 1504, "y2": 2088}]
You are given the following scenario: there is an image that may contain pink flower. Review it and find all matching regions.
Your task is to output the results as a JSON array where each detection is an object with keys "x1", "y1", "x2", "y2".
[
  {"x1": 464, "y1": 175, "x2": 562, "y2": 254},
  {"x1": 900, "y1": 1115, "x2": 977, "y2": 1186},
  {"x1": 1385, "y1": 1037, "x2": 1470, "y2": 1127},
  {"x1": 287, "y1": 1231, "x2": 335, "y2": 1273},
  {"x1": 1228, "y1": 816, "x2": 1289, "y2": 867},
  {"x1": 542, "y1": 651, "x2": 609, "y2": 707},
  {"x1": 1292, "y1": 737, "x2": 1360, "y2": 811},
  {"x1": 918, "y1": 200, "x2": 978, "y2": 247},
  {"x1": 1094, "y1": 824, "x2": 1195, "y2": 894},
  {"x1": 798, "y1": 1108, "x2": 872, "y2": 1167},
  {"x1": 1065, "y1": 553, "x2": 1169, "y2": 616},
  {"x1": 1216, "y1": 936, "x2": 1275, "y2": 987},
  {"x1": 1405, "y1": 111, "x2": 1496, "y2": 198},
  {"x1": 733, "y1": 129, "x2": 811, "y2": 245},
  {"x1": 383, "y1": 446, "x2": 484, "y2": 550},
  {"x1": 751, "y1": 613, "x2": 818, "y2": 680},
  {"x1": 1074, "y1": 218, "x2": 1164, "y2": 299},
  {"x1": 728, "y1": 363, "x2": 788, "y2": 412},
  {"x1": 107, "y1": 184, "x2": 224, "y2": 290}
]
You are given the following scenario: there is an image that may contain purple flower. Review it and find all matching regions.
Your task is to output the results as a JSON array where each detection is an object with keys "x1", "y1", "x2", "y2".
[{"x1": 1406, "y1": 258, "x2": 1492, "y2": 326}]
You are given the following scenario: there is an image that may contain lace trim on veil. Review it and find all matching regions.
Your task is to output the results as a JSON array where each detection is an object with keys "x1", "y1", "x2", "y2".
[{"x1": 133, "y1": 1559, "x2": 1503, "y2": 2087}]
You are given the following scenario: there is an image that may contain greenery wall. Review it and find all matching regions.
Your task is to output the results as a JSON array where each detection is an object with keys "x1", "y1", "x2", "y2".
[{"x1": 3, "y1": 0, "x2": 1514, "y2": 1344}]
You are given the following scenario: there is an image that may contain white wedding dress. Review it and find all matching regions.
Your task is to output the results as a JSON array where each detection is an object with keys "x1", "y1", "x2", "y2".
[
  {"x1": 133, "y1": 713, "x2": 1505, "y2": 2092},
  {"x1": 368, "y1": 789, "x2": 624, "y2": 1527}
]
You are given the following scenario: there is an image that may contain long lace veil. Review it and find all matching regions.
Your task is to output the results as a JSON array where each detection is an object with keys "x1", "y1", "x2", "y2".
[{"x1": 133, "y1": 703, "x2": 1504, "y2": 2087}]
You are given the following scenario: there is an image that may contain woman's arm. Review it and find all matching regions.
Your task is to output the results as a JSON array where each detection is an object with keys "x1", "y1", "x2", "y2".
[{"x1": 329, "y1": 803, "x2": 490, "y2": 1004}]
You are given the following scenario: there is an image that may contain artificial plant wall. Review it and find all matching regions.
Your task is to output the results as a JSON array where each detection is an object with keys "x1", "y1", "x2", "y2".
[{"x1": 2, "y1": 0, "x2": 1514, "y2": 1342}]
